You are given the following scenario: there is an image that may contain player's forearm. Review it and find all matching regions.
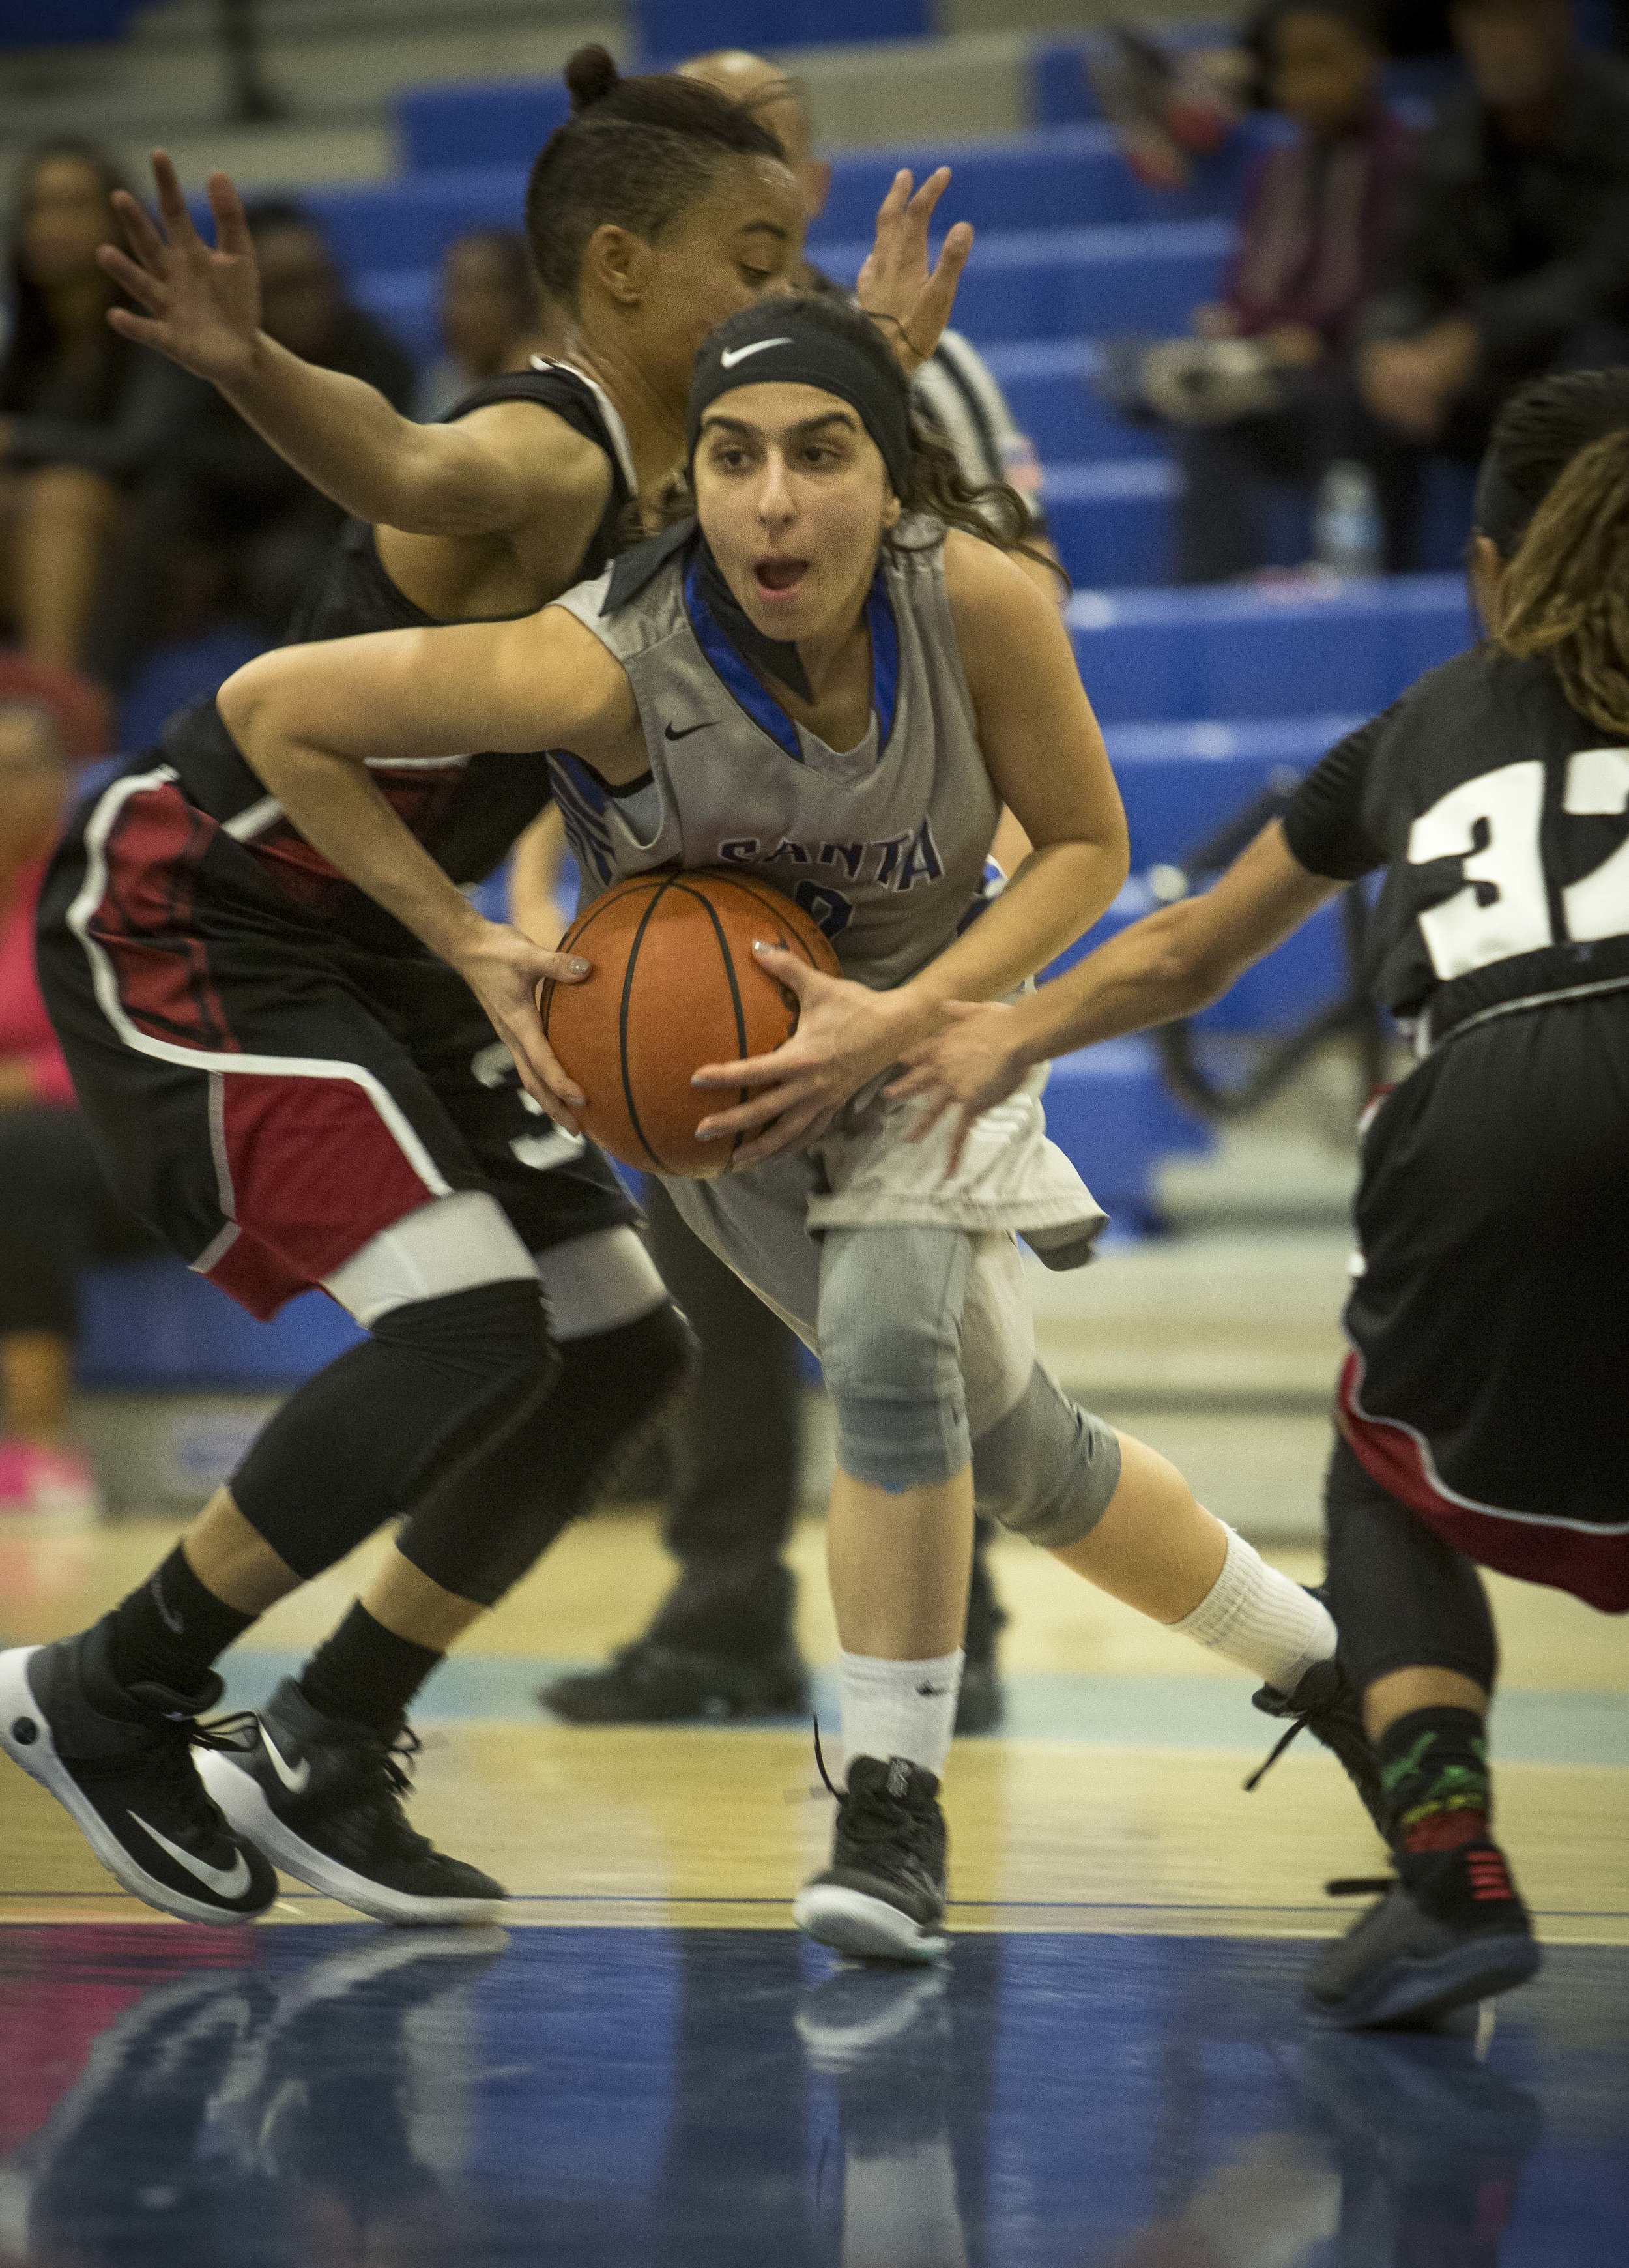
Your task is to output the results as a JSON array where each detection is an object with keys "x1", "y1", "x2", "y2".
[
  {"x1": 244, "y1": 734, "x2": 484, "y2": 967},
  {"x1": 893, "y1": 837, "x2": 1126, "y2": 1029},
  {"x1": 998, "y1": 900, "x2": 1250, "y2": 1071},
  {"x1": 218, "y1": 335, "x2": 498, "y2": 534}
]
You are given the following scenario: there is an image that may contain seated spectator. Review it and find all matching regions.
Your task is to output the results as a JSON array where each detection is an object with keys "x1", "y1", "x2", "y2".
[
  {"x1": 0, "y1": 701, "x2": 151, "y2": 1517},
  {"x1": 86, "y1": 194, "x2": 416, "y2": 691},
  {"x1": 0, "y1": 139, "x2": 192, "y2": 676},
  {"x1": 416, "y1": 229, "x2": 543, "y2": 420},
  {"x1": 1360, "y1": 0, "x2": 1629, "y2": 456},
  {"x1": 1123, "y1": 1, "x2": 1420, "y2": 581}
]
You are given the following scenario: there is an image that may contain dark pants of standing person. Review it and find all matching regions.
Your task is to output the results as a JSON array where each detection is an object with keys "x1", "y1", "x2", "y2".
[
  {"x1": 0, "y1": 1104, "x2": 156, "y2": 1343},
  {"x1": 1176, "y1": 366, "x2": 1421, "y2": 583}
]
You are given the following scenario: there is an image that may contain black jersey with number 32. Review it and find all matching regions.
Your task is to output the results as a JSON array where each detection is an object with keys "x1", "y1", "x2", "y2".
[
  {"x1": 149, "y1": 361, "x2": 634, "y2": 944},
  {"x1": 1284, "y1": 644, "x2": 1629, "y2": 1041}
]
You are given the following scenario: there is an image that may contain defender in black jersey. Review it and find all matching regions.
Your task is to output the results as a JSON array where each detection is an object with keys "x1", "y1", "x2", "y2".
[
  {"x1": 894, "y1": 368, "x2": 1629, "y2": 2026},
  {"x1": 0, "y1": 62, "x2": 815, "y2": 1930}
]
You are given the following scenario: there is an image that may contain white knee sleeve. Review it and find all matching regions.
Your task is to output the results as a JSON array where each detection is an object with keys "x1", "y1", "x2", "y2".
[
  {"x1": 322, "y1": 1190, "x2": 538, "y2": 1326},
  {"x1": 534, "y1": 1225, "x2": 669, "y2": 1341}
]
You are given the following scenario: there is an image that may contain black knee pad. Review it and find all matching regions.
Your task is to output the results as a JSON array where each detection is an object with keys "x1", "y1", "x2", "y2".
[
  {"x1": 232, "y1": 1280, "x2": 556, "y2": 1582},
  {"x1": 1323, "y1": 1434, "x2": 1499, "y2": 1694},
  {"x1": 400, "y1": 1298, "x2": 699, "y2": 1609}
]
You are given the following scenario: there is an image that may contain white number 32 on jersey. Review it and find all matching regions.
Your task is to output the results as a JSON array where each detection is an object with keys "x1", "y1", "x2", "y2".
[{"x1": 1408, "y1": 750, "x2": 1629, "y2": 980}]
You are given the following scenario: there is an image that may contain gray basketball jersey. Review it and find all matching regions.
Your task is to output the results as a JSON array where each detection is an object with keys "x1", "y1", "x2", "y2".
[{"x1": 547, "y1": 521, "x2": 1001, "y2": 990}]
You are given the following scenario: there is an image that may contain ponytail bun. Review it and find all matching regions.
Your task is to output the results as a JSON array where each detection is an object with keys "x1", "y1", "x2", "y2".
[{"x1": 564, "y1": 44, "x2": 620, "y2": 111}]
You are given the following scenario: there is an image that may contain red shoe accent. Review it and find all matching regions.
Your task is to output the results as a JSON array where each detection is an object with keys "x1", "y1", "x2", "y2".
[
  {"x1": 1465, "y1": 1846, "x2": 1516, "y2": 1902},
  {"x1": 1402, "y1": 1809, "x2": 1490, "y2": 1854}
]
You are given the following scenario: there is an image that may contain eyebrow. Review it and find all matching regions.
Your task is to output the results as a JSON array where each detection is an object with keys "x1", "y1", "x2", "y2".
[
  {"x1": 700, "y1": 410, "x2": 859, "y2": 439},
  {"x1": 738, "y1": 220, "x2": 792, "y2": 242}
]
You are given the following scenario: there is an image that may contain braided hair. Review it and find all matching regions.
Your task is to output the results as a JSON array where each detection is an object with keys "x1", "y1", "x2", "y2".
[
  {"x1": 1488, "y1": 368, "x2": 1629, "y2": 736},
  {"x1": 524, "y1": 46, "x2": 788, "y2": 308}
]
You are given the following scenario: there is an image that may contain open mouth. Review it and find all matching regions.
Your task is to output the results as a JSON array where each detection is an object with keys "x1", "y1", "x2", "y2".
[{"x1": 753, "y1": 557, "x2": 809, "y2": 600}]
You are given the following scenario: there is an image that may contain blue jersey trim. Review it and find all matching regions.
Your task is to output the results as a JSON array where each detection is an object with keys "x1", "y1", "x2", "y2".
[
  {"x1": 683, "y1": 556, "x2": 900, "y2": 766},
  {"x1": 684, "y1": 557, "x2": 803, "y2": 764}
]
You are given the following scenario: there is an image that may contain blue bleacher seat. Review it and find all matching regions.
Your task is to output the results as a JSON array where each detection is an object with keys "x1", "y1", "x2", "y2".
[
  {"x1": 117, "y1": 625, "x2": 267, "y2": 754},
  {"x1": 397, "y1": 84, "x2": 570, "y2": 177},
  {"x1": 813, "y1": 220, "x2": 1233, "y2": 343},
  {"x1": 1038, "y1": 1040, "x2": 1212, "y2": 1228},
  {"x1": 78, "y1": 1262, "x2": 362, "y2": 1391},
  {"x1": 1070, "y1": 574, "x2": 1471, "y2": 723},
  {"x1": 635, "y1": 0, "x2": 931, "y2": 55}
]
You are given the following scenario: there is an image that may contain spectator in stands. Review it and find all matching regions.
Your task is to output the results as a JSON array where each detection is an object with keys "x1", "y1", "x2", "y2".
[
  {"x1": 417, "y1": 229, "x2": 543, "y2": 420},
  {"x1": 1360, "y1": 0, "x2": 1629, "y2": 456},
  {"x1": 0, "y1": 702, "x2": 147, "y2": 1517},
  {"x1": 87, "y1": 196, "x2": 416, "y2": 690},
  {"x1": 0, "y1": 139, "x2": 192, "y2": 675},
  {"x1": 1159, "y1": 1, "x2": 1420, "y2": 580}
]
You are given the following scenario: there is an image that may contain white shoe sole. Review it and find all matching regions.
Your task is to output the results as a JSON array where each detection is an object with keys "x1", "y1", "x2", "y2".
[
  {"x1": 0, "y1": 1645, "x2": 268, "y2": 1927},
  {"x1": 792, "y1": 1882, "x2": 949, "y2": 1965},
  {"x1": 197, "y1": 1747, "x2": 505, "y2": 1926}
]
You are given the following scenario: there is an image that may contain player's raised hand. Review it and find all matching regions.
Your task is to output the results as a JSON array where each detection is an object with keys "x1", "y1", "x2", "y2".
[
  {"x1": 886, "y1": 998, "x2": 1028, "y2": 1176},
  {"x1": 454, "y1": 922, "x2": 591, "y2": 1131},
  {"x1": 856, "y1": 167, "x2": 973, "y2": 375},
  {"x1": 690, "y1": 942, "x2": 915, "y2": 1166},
  {"x1": 98, "y1": 151, "x2": 263, "y2": 385}
]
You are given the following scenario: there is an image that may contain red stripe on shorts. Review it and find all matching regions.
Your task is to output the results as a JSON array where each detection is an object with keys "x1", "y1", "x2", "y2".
[
  {"x1": 1338, "y1": 1350, "x2": 1629, "y2": 1612},
  {"x1": 89, "y1": 779, "x2": 238, "y2": 1052}
]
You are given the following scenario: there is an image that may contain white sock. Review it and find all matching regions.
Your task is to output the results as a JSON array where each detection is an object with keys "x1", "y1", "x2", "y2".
[
  {"x1": 839, "y1": 1648, "x2": 964, "y2": 1784},
  {"x1": 1168, "y1": 1527, "x2": 1335, "y2": 1694}
]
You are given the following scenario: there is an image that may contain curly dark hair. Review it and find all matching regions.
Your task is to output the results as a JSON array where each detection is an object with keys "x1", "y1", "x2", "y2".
[
  {"x1": 524, "y1": 46, "x2": 789, "y2": 308},
  {"x1": 1487, "y1": 367, "x2": 1629, "y2": 735}
]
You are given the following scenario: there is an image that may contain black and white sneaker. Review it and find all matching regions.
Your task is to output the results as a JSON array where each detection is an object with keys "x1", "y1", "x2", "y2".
[
  {"x1": 196, "y1": 1677, "x2": 505, "y2": 1925},
  {"x1": 792, "y1": 1754, "x2": 949, "y2": 1964},
  {"x1": 1304, "y1": 1841, "x2": 1542, "y2": 2030},
  {"x1": 0, "y1": 1623, "x2": 277, "y2": 1925},
  {"x1": 1245, "y1": 1621, "x2": 1386, "y2": 1836}
]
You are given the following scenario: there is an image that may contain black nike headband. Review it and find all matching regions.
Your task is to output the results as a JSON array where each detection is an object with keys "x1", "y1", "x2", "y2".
[{"x1": 686, "y1": 309, "x2": 914, "y2": 499}]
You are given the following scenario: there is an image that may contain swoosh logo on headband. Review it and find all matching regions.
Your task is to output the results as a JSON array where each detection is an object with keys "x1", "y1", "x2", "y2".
[{"x1": 719, "y1": 338, "x2": 793, "y2": 368}]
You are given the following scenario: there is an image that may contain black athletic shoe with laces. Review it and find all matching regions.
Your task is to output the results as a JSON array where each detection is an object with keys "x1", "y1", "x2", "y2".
[
  {"x1": 1304, "y1": 1839, "x2": 1541, "y2": 2030},
  {"x1": 0, "y1": 1621, "x2": 277, "y2": 1925},
  {"x1": 1243, "y1": 1597, "x2": 1386, "y2": 1837},
  {"x1": 540, "y1": 1559, "x2": 811, "y2": 1724},
  {"x1": 195, "y1": 1677, "x2": 505, "y2": 1925},
  {"x1": 793, "y1": 1752, "x2": 949, "y2": 1964}
]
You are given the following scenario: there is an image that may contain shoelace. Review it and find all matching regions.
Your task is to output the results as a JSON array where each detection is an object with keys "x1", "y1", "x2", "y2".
[
  {"x1": 1241, "y1": 1711, "x2": 1315, "y2": 1796},
  {"x1": 1327, "y1": 1874, "x2": 1396, "y2": 1898},
  {"x1": 811, "y1": 1720, "x2": 927, "y2": 1870},
  {"x1": 140, "y1": 1709, "x2": 263, "y2": 1842},
  {"x1": 354, "y1": 1724, "x2": 435, "y2": 1857}
]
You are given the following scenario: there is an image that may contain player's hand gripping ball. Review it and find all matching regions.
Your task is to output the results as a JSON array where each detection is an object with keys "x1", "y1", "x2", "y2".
[{"x1": 538, "y1": 870, "x2": 841, "y2": 1177}]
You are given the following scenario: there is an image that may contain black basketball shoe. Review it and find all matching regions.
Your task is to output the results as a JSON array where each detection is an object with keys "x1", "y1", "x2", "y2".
[
  {"x1": 540, "y1": 1558, "x2": 810, "y2": 1724},
  {"x1": 195, "y1": 1678, "x2": 505, "y2": 1925},
  {"x1": 1243, "y1": 1597, "x2": 1386, "y2": 1837},
  {"x1": 1304, "y1": 1839, "x2": 1542, "y2": 2030},
  {"x1": 0, "y1": 1623, "x2": 277, "y2": 1925},
  {"x1": 793, "y1": 1754, "x2": 949, "y2": 1964}
]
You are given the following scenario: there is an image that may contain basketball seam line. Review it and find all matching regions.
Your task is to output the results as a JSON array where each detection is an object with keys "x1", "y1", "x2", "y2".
[
  {"x1": 618, "y1": 876, "x2": 678, "y2": 1173},
  {"x1": 700, "y1": 869, "x2": 822, "y2": 967},
  {"x1": 670, "y1": 882, "x2": 750, "y2": 1169}
]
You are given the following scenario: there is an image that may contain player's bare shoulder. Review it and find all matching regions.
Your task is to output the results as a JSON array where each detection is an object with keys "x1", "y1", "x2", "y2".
[{"x1": 940, "y1": 525, "x2": 1071, "y2": 708}]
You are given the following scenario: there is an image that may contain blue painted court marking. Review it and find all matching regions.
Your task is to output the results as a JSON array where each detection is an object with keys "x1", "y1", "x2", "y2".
[{"x1": 218, "y1": 1652, "x2": 1629, "y2": 1768}]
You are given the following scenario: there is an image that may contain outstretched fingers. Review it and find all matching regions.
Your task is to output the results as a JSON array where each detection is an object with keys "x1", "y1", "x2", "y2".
[{"x1": 206, "y1": 170, "x2": 254, "y2": 259}]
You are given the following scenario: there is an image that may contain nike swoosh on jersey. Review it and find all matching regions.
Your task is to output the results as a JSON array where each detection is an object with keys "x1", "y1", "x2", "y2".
[
  {"x1": 719, "y1": 338, "x2": 792, "y2": 368},
  {"x1": 128, "y1": 1812, "x2": 253, "y2": 1899},
  {"x1": 261, "y1": 1724, "x2": 312, "y2": 1794},
  {"x1": 663, "y1": 720, "x2": 718, "y2": 741}
]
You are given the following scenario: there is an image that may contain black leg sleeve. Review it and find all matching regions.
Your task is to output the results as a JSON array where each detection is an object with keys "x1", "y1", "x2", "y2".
[
  {"x1": 646, "y1": 1180, "x2": 801, "y2": 1564},
  {"x1": 398, "y1": 1299, "x2": 697, "y2": 1608},
  {"x1": 1323, "y1": 1433, "x2": 1499, "y2": 1695},
  {"x1": 231, "y1": 1281, "x2": 558, "y2": 1584}
]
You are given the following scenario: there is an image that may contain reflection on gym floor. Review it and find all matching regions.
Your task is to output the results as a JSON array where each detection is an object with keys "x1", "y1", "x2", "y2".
[{"x1": 1, "y1": 1923, "x2": 1622, "y2": 2266}]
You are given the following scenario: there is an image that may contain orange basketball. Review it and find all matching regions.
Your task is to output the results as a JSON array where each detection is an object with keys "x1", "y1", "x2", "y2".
[{"x1": 539, "y1": 869, "x2": 843, "y2": 1179}]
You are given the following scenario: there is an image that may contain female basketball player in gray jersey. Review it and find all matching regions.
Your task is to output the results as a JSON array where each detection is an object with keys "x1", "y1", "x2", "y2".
[{"x1": 210, "y1": 295, "x2": 1378, "y2": 1963}]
